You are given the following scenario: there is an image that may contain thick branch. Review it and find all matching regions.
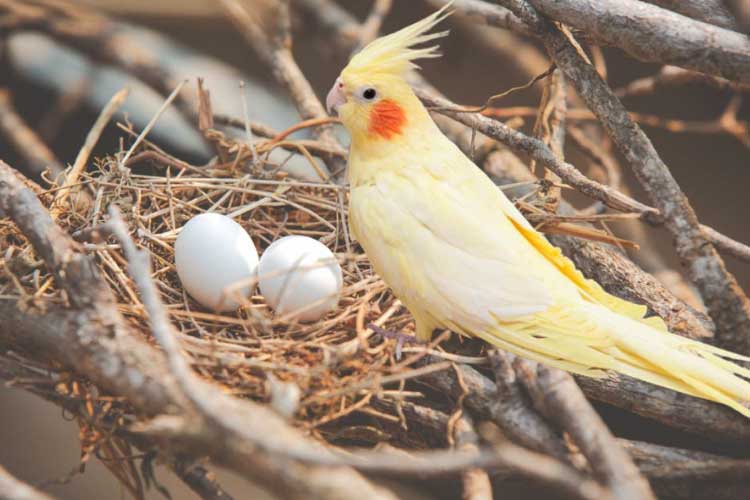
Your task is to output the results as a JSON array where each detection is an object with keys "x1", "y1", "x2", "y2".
[
  {"x1": 438, "y1": 0, "x2": 532, "y2": 36},
  {"x1": 622, "y1": 440, "x2": 750, "y2": 500},
  {"x1": 642, "y1": 0, "x2": 738, "y2": 30},
  {"x1": 416, "y1": 350, "x2": 750, "y2": 496},
  {"x1": 526, "y1": 0, "x2": 750, "y2": 84},
  {"x1": 416, "y1": 355, "x2": 572, "y2": 460},
  {"x1": 367, "y1": 400, "x2": 606, "y2": 500},
  {"x1": 426, "y1": 348, "x2": 750, "y2": 443},
  {"x1": 514, "y1": 359, "x2": 654, "y2": 500}
]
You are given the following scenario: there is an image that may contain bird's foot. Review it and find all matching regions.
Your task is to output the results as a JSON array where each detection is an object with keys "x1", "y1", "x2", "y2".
[{"x1": 368, "y1": 323, "x2": 417, "y2": 360}]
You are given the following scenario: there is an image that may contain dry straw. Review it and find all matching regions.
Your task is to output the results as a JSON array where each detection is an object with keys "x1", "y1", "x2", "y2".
[{"x1": 0, "y1": 120, "x2": 473, "y2": 437}]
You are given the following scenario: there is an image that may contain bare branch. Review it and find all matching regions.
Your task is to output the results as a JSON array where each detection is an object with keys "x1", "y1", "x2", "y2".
[
  {"x1": 219, "y1": 0, "x2": 341, "y2": 178},
  {"x1": 530, "y1": 68, "x2": 566, "y2": 213},
  {"x1": 418, "y1": 89, "x2": 658, "y2": 218},
  {"x1": 513, "y1": 359, "x2": 655, "y2": 500},
  {"x1": 373, "y1": 399, "x2": 607, "y2": 500},
  {"x1": 642, "y1": 0, "x2": 738, "y2": 30},
  {"x1": 415, "y1": 350, "x2": 750, "y2": 497},
  {"x1": 615, "y1": 65, "x2": 750, "y2": 98},
  {"x1": 700, "y1": 224, "x2": 750, "y2": 263},
  {"x1": 622, "y1": 440, "x2": 750, "y2": 499},
  {"x1": 525, "y1": 0, "x2": 750, "y2": 84},
  {"x1": 453, "y1": 415, "x2": 494, "y2": 500},
  {"x1": 418, "y1": 355, "x2": 575, "y2": 460},
  {"x1": 435, "y1": 0, "x2": 533, "y2": 36}
]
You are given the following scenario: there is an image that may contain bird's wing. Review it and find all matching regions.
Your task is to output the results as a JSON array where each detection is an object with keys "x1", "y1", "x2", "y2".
[
  {"x1": 427, "y1": 151, "x2": 668, "y2": 331},
  {"x1": 351, "y1": 166, "x2": 564, "y2": 334}
]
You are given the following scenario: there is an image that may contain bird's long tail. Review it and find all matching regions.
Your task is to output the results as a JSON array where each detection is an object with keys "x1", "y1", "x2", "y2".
[
  {"x1": 582, "y1": 302, "x2": 750, "y2": 416},
  {"x1": 477, "y1": 301, "x2": 750, "y2": 417}
]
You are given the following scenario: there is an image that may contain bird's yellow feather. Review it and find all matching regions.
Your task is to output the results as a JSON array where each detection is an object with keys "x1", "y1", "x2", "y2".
[
  {"x1": 343, "y1": 3, "x2": 451, "y2": 81},
  {"x1": 337, "y1": 7, "x2": 750, "y2": 417}
]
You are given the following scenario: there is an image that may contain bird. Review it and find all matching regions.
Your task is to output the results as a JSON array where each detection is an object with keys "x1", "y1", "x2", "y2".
[{"x1": 325, "y1": 5, "x2": 750, "y2": 417}]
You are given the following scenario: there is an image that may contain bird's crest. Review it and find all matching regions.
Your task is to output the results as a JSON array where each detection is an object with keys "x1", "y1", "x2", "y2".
[{"x1": 343, "y1": 3, "x2": 452, "y2": 79}]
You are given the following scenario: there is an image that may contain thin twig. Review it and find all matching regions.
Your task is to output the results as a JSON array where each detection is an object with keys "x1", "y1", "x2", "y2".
[
  {"x1": 219, "y1": 0, "x2": 342, "y2": 178},
  {"x1": 530, "y1": 67, "x2": 566, "y2": 213},
  {"x1": 701, "y1": 224, "x2": 750, "y2": 263},
  {"x1": 51, "y1": 88, "x2": 128, "y2": 218},
  {"x1": 427, "y1": 64, "x2": 556, "y2": 114},
  {"x1": 615, "y1": 65, "x2": 750, "y2": 98},
  {"x1": 120, "y1": 82, "x2": 185, "y2": 168}
]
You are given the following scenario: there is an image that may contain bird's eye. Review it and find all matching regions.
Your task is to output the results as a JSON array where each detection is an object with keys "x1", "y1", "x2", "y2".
[{"x1": 362, "y1": 88, "x2": 377, "y2": 100}]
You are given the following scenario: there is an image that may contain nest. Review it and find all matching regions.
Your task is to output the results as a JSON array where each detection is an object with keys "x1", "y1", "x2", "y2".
[{"x1": 1, "y1": 140, "x2": 488, "y2": 447}]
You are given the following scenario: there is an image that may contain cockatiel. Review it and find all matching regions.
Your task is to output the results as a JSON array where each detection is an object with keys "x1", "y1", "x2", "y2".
[{"x1": 325, "y1": 5, "x2": 750, "y2": 416}]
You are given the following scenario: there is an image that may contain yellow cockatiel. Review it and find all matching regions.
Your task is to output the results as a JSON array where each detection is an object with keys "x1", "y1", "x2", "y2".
[{"x1": 325, "y1": 6, "x2": 750, "y2": 416}]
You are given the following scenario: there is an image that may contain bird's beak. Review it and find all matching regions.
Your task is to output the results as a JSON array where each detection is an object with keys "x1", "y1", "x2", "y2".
[{"x1": 326, "y1": 78, "x2": 346, "y2": 116}]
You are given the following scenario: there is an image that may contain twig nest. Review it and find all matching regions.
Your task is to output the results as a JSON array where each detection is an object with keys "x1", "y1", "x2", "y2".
[
  {"x1": 258, "y1": 235, "x2": 343, "y2": 322},
  {"x1": 174, "y1": 213, "x2": 259, "y2": 312}
]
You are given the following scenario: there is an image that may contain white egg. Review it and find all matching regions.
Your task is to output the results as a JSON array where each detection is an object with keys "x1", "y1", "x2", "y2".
[
  {"x1": 258, "y1": 235, "x2": 343, "y2": 322},
  {"x1": 174, "y1": 213, "x2": 258, "y2": 312}
]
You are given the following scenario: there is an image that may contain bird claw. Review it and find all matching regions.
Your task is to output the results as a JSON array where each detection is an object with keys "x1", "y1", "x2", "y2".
[{"x1": 368, "y1": 323, "x2": 416, "y2": 360}]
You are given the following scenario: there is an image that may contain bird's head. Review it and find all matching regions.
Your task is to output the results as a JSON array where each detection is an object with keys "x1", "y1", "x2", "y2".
[{"x1": 326, "y1": 4, "x2": 451, "y2": 147}]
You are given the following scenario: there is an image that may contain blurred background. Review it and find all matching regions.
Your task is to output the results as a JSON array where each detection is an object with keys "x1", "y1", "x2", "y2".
[{"x1": 1, "y1": 1, "x2": 748, "y2": 498}]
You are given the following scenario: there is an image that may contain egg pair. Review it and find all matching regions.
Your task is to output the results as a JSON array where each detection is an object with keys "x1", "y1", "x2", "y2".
[{"x1": 174, "y1": 213, "x2": 342, "y2": 321}]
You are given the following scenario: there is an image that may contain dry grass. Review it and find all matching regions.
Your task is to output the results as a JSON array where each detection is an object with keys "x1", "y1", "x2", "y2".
[{"x1": 0, "y1": 130, "x2": 481, "y2": 447}]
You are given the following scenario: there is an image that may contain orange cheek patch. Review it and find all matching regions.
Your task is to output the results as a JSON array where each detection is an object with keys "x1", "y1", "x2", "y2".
[{"x1": 368, "y1": 100, "x2": 406, "y2": 140}]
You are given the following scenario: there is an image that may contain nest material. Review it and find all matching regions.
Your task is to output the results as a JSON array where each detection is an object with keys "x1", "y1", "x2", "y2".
[{"x1": 1, "y1": 150, "x2": 483, "y2": 442}]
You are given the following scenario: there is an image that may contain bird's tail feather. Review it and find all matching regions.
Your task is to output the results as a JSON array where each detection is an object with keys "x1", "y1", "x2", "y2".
[
  {"x1": 583, "y1": 302, "x2": 750, "y2": 417},
  {"x1": 478, "y1": 301, "x2": 750, "y2": 417}
]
